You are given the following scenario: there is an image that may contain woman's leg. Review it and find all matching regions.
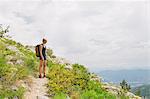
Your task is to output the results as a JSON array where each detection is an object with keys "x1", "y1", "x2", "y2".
[
  {"x1": 43, "y1": 60, "x2": 47, "y2": 77},
  {"x1": 39, "y1": 60, "x2": 43, "y2": 78}
]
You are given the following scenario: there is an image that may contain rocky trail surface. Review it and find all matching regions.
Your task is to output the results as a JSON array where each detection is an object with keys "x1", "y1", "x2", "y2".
[{"x1": 24, "y1": 77, "x2": 50, "y2": 99}]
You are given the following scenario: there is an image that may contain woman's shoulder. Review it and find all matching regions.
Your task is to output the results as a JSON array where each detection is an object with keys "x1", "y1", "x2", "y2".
[{"x1": 39, "y1": 44, "x2": 44, "y2": 47}]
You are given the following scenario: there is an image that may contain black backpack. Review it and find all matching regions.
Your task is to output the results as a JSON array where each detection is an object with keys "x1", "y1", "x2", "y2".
[{"x1": 35, "y1": 44, "x2": 40, "y2": 57}]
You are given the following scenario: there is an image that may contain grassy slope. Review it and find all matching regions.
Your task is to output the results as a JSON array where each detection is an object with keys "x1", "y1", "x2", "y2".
[{"x1": 0, "y1": 38, "x2": 39, "y2": 98}]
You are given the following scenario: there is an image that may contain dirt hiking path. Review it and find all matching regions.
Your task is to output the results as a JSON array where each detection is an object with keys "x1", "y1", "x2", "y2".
[{"x1": 24, "y1": 77, "x2": 50, "y2": 99}]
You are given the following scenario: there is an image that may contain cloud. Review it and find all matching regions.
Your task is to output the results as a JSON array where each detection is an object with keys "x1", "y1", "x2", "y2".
[{"x1": 0, "y1": 0, "x2": 149, "y2": 71}]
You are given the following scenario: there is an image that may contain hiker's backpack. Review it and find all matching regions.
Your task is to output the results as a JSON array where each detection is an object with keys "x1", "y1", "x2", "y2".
[{"x1": 35, "y1": 45, "x2": 40, "y2": 57}]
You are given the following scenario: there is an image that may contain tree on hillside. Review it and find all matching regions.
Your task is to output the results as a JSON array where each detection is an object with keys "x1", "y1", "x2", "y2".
[
  {"x1": 120, "y1": 79, "x2": 131, "y2": 92},
  {"x1": 0, "y1": 24, "x2": 10, "y2": 38},
  {"x1": 135, "y1": 89, "x2": 141, "y2": 96}
]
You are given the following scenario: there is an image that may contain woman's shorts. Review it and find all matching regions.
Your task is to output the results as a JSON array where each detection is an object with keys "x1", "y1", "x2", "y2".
[{"x1": 39, "y1": 55, "x2": 47, "y2": 60}]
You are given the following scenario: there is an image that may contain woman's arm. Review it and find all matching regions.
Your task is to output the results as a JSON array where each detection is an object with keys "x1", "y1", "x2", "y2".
[{"x1": 39, "y1": 44, "x2": 44, "y2": 60}]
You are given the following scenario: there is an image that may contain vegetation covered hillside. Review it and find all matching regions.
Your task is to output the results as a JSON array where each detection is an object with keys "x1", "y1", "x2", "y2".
[
  {"x1": 132, "y1": 84, "x2": 150, "y2": 99},
  {"x1": 0, "y1": 26, "x2": 141, "y2": 99},
  {"x1": 0, "y1": 37, "x2": 39, "y2": 98}
]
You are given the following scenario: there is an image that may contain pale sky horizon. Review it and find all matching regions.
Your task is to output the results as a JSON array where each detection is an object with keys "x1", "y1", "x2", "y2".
[{"x1": 0, "y1": 0, "x2": 149, "y2": 71}]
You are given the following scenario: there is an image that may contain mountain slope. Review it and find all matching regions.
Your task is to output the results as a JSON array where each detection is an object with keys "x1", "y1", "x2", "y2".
[
  {"x1": 0, "y1": 37, "x2": 39, "y2": 98},
  {"x1": 131, "y1": 84, "x2": 150, "y2": 99},
  {"x1": 0, "y1": 37, "x2": 141, "y2": 99}
]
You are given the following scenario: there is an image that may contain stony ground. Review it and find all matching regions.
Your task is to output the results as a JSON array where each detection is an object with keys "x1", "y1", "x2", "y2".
[{"x1": 24, "y1": 77, "x2": 50, "y2": 99}]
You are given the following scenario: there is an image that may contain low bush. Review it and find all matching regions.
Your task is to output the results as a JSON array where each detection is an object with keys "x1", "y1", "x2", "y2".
[
  {"x1": 0, "y1": 86, "x2": 26, "y2": 99},
  {"x1": 53, "y1": 92, "x2": 68, "y2": 99}
]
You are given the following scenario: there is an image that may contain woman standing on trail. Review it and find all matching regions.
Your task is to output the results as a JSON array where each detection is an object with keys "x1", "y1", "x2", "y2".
[{"x1": 39, "y1": 38, "x2": 47, "y2": 78}]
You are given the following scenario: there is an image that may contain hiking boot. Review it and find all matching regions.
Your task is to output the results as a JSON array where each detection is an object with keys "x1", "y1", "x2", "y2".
[
  {"x1": 39, "y1": 74, "x2": 42, "y2": 78},
  {"x1": 43, "y1": 74, "x2": 46, "y2": 78}
]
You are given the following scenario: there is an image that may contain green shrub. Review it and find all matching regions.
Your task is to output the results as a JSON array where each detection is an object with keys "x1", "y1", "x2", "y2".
[
  {"x1": 80, "y1": 80, "x2": 116, "y2": 99},
  {"x1": 47, "y1": 60, "x2": 54, "y2": 68},
  {"x1": 72, "y1": 64, "x2": 90, "y2": 90},
  {"x1": 0, "y1": 65, "x2": 28, "y2": 87},
  {"x1": 119, "y1": 95, "x2": 129, "y2": 99},
  {"x1": 17, "y1": 42, "x2": 24, "y2": 48},
  {"x1": 47, "y1": 64, "x2": 74, "y2": 95},
  {"x1": 0, "y1": 40, "x2": 6, "y2": 51},
  {"x1": 80, "y1": 90, "x2": 99, "y2": 99},
  {"x1": 53, "y1": 92, "x2": 67, "y2": 99},
  {"x1": 24, "y1": 57, "x2": 38, "y2": 75},
  {"x1": 2, "y1": 38, "x2": 17, "y2": 45},
  {"x1": 3, "y1": 48, "x2": 16, "y2": 56},
  {"x1": 80, "y1": 90, "x2": 116, "y2": 99},
  {"x1": 0, "y1": 86, "x2": 26, "y2": 99},
  {"x1": 0, "y1": 55, "x2": 6, "y2": 66},
  {"x1": 14, "y1": 66, "x2": 29, "y2": 80}
]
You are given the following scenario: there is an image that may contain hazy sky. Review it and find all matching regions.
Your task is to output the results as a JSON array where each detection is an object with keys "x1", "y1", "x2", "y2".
[{"x1": 0, "y1": 0, "x2": 149, "y2": 71}]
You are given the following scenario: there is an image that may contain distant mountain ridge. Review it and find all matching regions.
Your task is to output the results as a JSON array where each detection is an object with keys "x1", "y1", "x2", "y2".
[{"x1": 97, "y1": 69, "x2": 150, "y2": 87}]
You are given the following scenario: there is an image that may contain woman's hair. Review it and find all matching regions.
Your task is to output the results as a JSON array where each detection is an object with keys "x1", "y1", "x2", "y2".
[{"x1": 42, "y1": 38, "x2": 47, "y2": 43}]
